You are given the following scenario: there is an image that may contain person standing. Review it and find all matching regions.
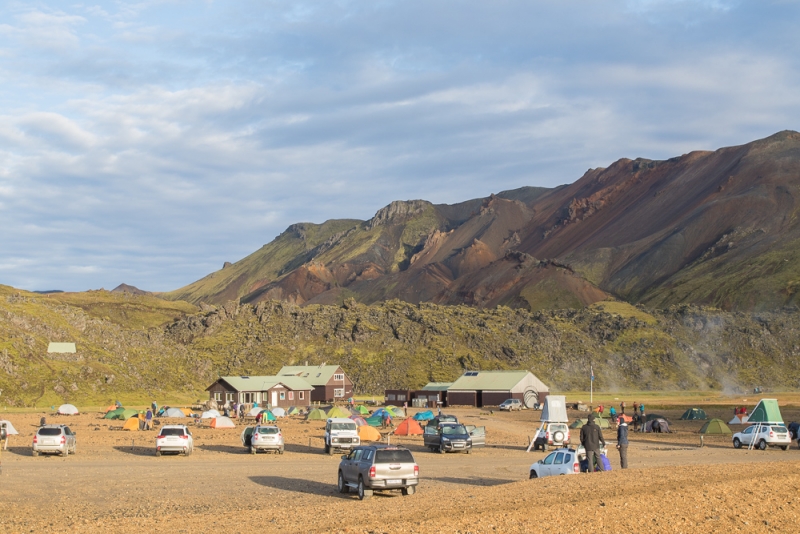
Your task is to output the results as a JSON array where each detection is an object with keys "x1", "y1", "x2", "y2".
[
  {"x1": 639, "y1": 403, "x2": 646, "y2": 433},
  {"x1": 616, "y1": 417, "x2": 629, "y2": 468},
  {"x1": 580, "y1": 414, "x2": 606, "y2": 472},
  {"x1": 620, "y1": 400, "x2": 625, "y2": 415},
  {"x1": 145, "y1": 408, "x2": 153, "y2": 431}
]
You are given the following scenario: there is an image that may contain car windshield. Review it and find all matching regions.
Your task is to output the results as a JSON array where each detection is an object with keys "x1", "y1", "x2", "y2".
[
  {"x1": 442, "y1": 425, "x2": 467, "y2": 435},
  {"x1": 331, "y1": 423, "x2": 356, "y2": 431},
  {"x1": 160, "y1": 428, "x2": 185, "y2": 436},
  {"x1": 38, "y1": 428, "x2": 62, "y2": 436},
  {"x1": 375, "y1": 449, "x2": 414, "y2": 464},
  {"x1": 258, "y1": 427, "x2": 279, "y2": 434}
]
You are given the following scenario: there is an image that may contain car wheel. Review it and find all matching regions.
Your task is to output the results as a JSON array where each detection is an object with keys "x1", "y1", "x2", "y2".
[
  {"x1": 357, "y1": 477, "x2": 372, "y2": 500},
  {"x1": 250, "y1": 447, "x2": 256, "y2": 455},
  {"x1": 529, "y1": 470, "x2": 538, "y2": 479},
  {"x1": 465, "y1": 449, "x2": 471, "y2": 454},
  {"x1": 781, "y1": 445, "x2": 788, "y2": 451},
  {"x1": 279, "y1": 447, "x2": 284, "y2": 454},
  {"x1": 438, "y1": 446, "x2": 445, "y2": 454},
  {"x1": 155, "y1": 450, "x2": 161, "y2": 457},
  {"x1": 758, "y1": 440, "x2": 767, "y2": 451},
  {"x1": 733, "y1": 438, "x2": 741, "y2": 449},
  {"x1": 401, "y1": 486, "x2": 416, "y2": 496},
  {"x1": 31, "y1": 450, "x2": 39, "y2": 457},
  {"x1": 337, "y1": 471, "x2": 349, "y2": 494}
]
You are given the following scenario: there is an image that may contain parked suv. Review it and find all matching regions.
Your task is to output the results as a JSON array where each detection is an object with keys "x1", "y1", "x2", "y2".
[
  {"x1": 532, "y1": 422, "x2": 570, "y2": 451},
  {"x1": 733, "y1": 425, "x2": 791, "y2": 450},
  {"x1": 337, "y1": 445, "x2": 419, "y2": 500},
  {"x1": 155, "y1": 425, "x2": 194, "y2": 456},
  {"x1": 425, "y1": 414, "x2": 458, "y2": 428},
  {"x1": 242, "y1": 425, "x2": 284, "y2": 454},
  {"x1": 324, "y1": 418, "x2": 360, "y2": 455},
  {"x1": 32, "y1": 425, "x2": 76, "y2": 457},
  {"x1": 423, "y1": 422, "x2": 472, "y2": 453},
  {"x1": 529, "y1": 448, "x2": 580, "y2": 478},
  {"x1": 499, "y1": 399, "x2": 523, "y2": 411}
]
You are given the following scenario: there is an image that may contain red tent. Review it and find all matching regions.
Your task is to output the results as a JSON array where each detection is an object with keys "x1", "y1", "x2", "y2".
[{"x1": 393, "y1": 418, "x2": 423, "y2": 436}]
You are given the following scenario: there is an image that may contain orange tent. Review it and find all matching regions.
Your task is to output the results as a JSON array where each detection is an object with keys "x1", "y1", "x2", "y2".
[
  {"x1": 358, "y1": 425, "x2": 382, "y2": 442},
  {"x1": 179, "y1": 408, "x2": 193, "y2": 416},
  {"x1": 104, "y1": 405, "x2": 118, "y2": 413},
  {"x1": 393, "y1": 418, "x2": 423, "y2": 436}
]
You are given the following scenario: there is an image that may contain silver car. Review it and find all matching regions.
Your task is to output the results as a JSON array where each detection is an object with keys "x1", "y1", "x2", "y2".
[
  {"x1": 732, "y1": 425, "x2": 791, "y2": 450},
  {"x1": 155, "y1": 425, "x2": 194, "y2": 456},
  {"x1": 242, "y1": 425, "x2": 285, "y2": 454},
  {"x1": 337, "y1": 445, "x2": 419, "y2": 500},
  {"x1": 32, "y1": 425, "x2": 77, "y2": 457}
]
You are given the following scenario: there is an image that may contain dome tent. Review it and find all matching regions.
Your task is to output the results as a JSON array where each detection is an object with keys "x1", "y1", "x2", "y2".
[
  {"x1": 306, "y1": 408, "x2": 327, "y2": 421},
  {"x1": 163, "y1": 408, "x2": 186, "y2": 418},
  {"x1": 680, "y1": 408, "x2": 708, "y2": 420},
  {"x1": 700, "y1": 419, "x2": 732, "y2": 435},
  {"x1": 210, "y1": 416, "x2": 236, "y2": 429},
  {"x1": 57, "y1": 404, "x2": 79, "y2": 415},
  {"x1": 358, "y1": 425, "x2": 382, "y2": 442}
]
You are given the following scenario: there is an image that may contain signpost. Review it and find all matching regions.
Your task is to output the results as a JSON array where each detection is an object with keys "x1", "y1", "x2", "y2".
[{"x1": 590, "y1": 366, "x2": 594, "y2": 405}]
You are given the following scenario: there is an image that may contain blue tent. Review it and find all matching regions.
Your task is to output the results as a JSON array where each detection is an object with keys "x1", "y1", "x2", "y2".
[
  {"x1": 413, "y1": 410, "x2": 434, "y2": 421},
  {"x1": 372, "y1": 408, "x2": 393, "y2": 419}
]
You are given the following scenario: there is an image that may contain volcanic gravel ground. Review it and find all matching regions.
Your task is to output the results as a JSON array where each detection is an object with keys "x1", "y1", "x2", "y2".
[{"x1": 1, "y1": 406, "x2": 799, "y2": 532}]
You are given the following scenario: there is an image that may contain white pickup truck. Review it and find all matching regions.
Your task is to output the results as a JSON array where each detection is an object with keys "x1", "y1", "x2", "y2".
[{"x1": 324, "y1": 418, "x2": 361, "y2": 455}]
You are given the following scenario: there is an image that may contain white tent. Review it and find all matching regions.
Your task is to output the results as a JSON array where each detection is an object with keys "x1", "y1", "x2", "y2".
[
  {"x1": 729, "y1": 415, "x2": 749, "y2": 425},
  {"x1": 57, "y1": 404, "x2": 79, "y2": 415},
  {"x1": 248, "y1": 406, "x2": 263, "y2": 417},
  {"x1": 210, "y1": 416, "x2": 236, "y2": 429},
  {"x1": 0, "y1": 420, "x2": 19, "y2": 434},
  {"x1": 271, "y1": 407, "x2": 286, "y2": 417},
  {"x1": 200, "y1": 410, "x2": 221, "y2": 419},
  {"x1": 163, "y1": 408, "x2": 186, "y2": 418}
]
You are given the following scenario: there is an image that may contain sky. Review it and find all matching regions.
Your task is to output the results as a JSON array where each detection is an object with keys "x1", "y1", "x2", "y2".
[{"x1": 1, "y1": 0, "x2": 799, "y2": 292}]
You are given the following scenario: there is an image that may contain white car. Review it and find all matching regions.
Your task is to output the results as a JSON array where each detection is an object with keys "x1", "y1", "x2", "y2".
[
  {"x1": 499, "y1": 399, "x2": 523, "y2": 411},
  {"x1": 155, "y1": 425, "x2": 194, "y2": 456},
  {"x1": 32, "y1": 425, "x2": 77, "y2": 457},
  {"x1": 529, "y1": 448, "x2": 580, "y2": 478},
  {"x1": 243, "y1": 425, "x2": 285, "y2": 454},
  {"x1": 732, "y1": 424, "x2": 791, "y2": 450}
]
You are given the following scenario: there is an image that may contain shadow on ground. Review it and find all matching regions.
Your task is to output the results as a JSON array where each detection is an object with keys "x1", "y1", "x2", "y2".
[{"x1": 429, "y1": 476, "x2": 517, "y2": 487}]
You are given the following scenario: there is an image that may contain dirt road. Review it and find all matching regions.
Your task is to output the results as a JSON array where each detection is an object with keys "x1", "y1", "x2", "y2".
[{"x1": 1, "y1": 406, "x2": 799, "y2": 532}]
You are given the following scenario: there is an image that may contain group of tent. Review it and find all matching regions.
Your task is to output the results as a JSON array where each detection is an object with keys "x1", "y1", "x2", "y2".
[{"x1": 305, "y1": 404, "x2": 403, "y2": 423}]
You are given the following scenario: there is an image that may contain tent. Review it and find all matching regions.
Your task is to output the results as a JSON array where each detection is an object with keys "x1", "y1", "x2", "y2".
[
  {"x1": 700, "y1": 419, "x2": 732, "y2": 435},
  {"x1": 122, "y1": 416, "x2": 141, "y2": 431},
  {"x1": 366, "y1": 415, "x2": 383, "y2": 427},
  {"x1": 104, "y1": 405, "x2": 118, "y2": 413},
  {"x1": 386, "y1": 406, "x2": 405, "y2": 418},
  {"x1": 372, "y1": 408, "x2": 396, "y2": 420},
  {"x1": 57, "y1": 404, "x2": 79, "y2": 415},
  {"x1": 355, "y1": 405, "x2": 370, "y2": 415},
  {"x1": 394, "y1": 418, "x2": 423, "y2": 436},
  {"x1": 0, "y1": 420, "x2": 19, "y2": 435},
  {"x1": 179, "y1": 408, "x2": 193, "y2": 416},
  {"x1": 413, "y1": 410, "x2": 435, "y2": 421},
  {"x1": 306, "y1": 408, "x2": 327, "y2": 421},
  {"x1": 540, "y1": 396, "x2": 568, "y2": 423},
  {"x1": 104, "y1": 408, "x2": 126, "y2": 420},
  {"x1": 349, "y1": 415, "x2": 368, "y2": 427},
  {"x1": 729, "y1": 415, "x2": 749, "y2": 425},
  {"x1": 570, "y1": 417, "x2": 610, "y2": 429},
  {"x1": 286, "y1": 406, "x2": 301, "y2": 415},
  {"x1": 121, "y1": 409, "x2": 139, "y2": 419},
  {"x1": 327, "y1": 406, "x2": 351, "y2": 418},
  {"x1": 200, "y1": 410, "x2": 220, "y2": 419},
  {"x1": 271, "y1": 407, "x2": 286, "y2": 418},
  {"x1": 645, "y1": 418, "x2": 671, "y2": 433},
  {"x1": 645, "y1": 413, "x2": 668, "y2": 422},
  {"x1": 248, "y1": 406, "x2": 263, "y2": 417},
  {"x1": 617, "y1": 414, "x2": 633, "y2": 424},
  {"x1": 210, "y1": 416, "x2": 236, "y2": 429},
  {"x1": 680, "y1": 408, "x2": 708, "y2": 420},
  {"x1": 259, "y1": 409, "x2": 277, "y2": 422},
  {"x1": 748, "y1": 399, "x2": 783, "y2": 424},
  {"x1": 163, "y1": 408, "x2": 186, "y2": 418},
  {"x1": 358, "y1": 425, "x2": 382, "y2": 442}
]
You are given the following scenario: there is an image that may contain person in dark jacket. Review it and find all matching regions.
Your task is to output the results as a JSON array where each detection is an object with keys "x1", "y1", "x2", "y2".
[
  {"x1": 616, "y1": 418, "x2": 629, "y2": 468},
  {"x1": 580, "y1": 413, "x2": 606, "y2": 472}
]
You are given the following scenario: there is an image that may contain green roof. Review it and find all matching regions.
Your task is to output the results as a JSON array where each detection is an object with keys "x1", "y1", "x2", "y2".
[
  {"x1": 421, "y1": 382, "x2": 452, "y2": 391},
  {"x1": 278, "y1": 365, "x2": 344, "y2": 386},
  {"x1": 217, "y1": 375, "x2": 312, "y2": 392},
  {"x1": 449, "y1": 370, "x2": 532, "y2": 391}
]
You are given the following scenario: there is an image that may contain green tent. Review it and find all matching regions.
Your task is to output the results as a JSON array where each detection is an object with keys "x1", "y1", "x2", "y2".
[
  {"x1": 570, "y1": 417, "x2": 609, "y2": 429},
  {"x1": 680, "y1": 408, "x2": 708, "y2": 420},
  {"x1": 386, "y1": 406, "x2": 405, "y2": 417},
  {"x1": 260, "y1": 409, "x2": 277, "y2": 422},
  {"x1": 355, "y1": 405, "x2": 370, "y2": 415},
  {"x1": 104, "y1": 408, "x2": 126, "y2": 420},
  {"x1": 700, "y1": 418, "x2": 731, "y2": 435},
  {"x1": 365, "y1": 415, "x2": 383, "y2": 427},
  {"x1": 121, "y1": 409, "x2": 139, "y2": 419},
  {"x1": 286, "y1": 406, "x2": 300, "y2": 415},
  {"x1": 306, "y1": 408, "x2": 327, "y2": 421},
  {"x1": 748, "y1": 399, "x2": 783, "y2": 424},
  {"x1": 327, "y1": 406, "x2": 351, "y2": 418},
  {"x1": 645, "y1": 413, "x2": 667, "y2": 422}
]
